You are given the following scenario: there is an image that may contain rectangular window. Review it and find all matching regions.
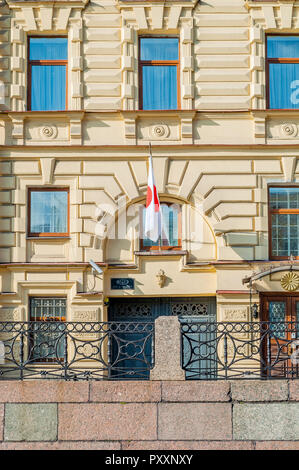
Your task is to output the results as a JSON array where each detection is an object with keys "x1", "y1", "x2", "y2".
[
  {"x1": 141, "y1": 203, "x2": 182, "y2": 251},
  {"x1": 269, "y1": 187, "x2": 299, "y2": 259},
  {"x1": 28, "y1": 188, "x2": 69, "y2": 237},
  {"x1": 267, "y1": 36, "x2": 299, "y2": 109},
  {"x1": 28, "y1": 37, "x2": 68, "y2": 111},
  {"x1": 139, "y1": 37, "x2": 179, "y2": 110},
  {"x1": 29, "y1": 297, "x2": 66, "y2": 362}
]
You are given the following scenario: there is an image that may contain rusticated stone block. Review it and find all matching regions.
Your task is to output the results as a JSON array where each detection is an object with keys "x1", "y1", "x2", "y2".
[
  {"x1": 0, "y1": 404, "x2": 3, "y2": 440},
  {"x1": 231, "y1": 380, "x2": 288, "y2": 402},
  {"x1": 122, "y1": 440, "x2": 253, "y2": 450},
  {"x1": 0, "y1": 381, "x2": 89, "y2": 403},
  {"x1": 58, "y1": 403, "x2": 157, "y2": 441},
  {"x1": 0, "y1": 441, "x2": 121, "y2": 450},
  {"x1": 289, "y1": 381, "x2": 299, "y2": 401},
  {"x1": 162, "y1": 381, "x2": 230, "y2": 402},
  {"x1": 90, "y1": 381, "x2": 161, "y2": 403},
  {"x1": 233, "y1": 404, "x2": 299, "y2": 441},
  {"x1": 158, "y1": 403, "x2": 232, "y2": 440},
  {"x1": 255, "y1": 441, "x2": 299, "y2": 450},
  {"x1": 4, "y1": 404, "x2": 57, "y2": 442}
]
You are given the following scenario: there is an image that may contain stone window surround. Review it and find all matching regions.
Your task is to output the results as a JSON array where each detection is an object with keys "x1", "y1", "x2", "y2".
[
  {"x1": 118, "y1": 0, "x2": 197, "y2": 112},
  {"x1": 13, "y1": 173, "x2": 82, "y2": 263},
  {"x1": 6, "y1": 0, "x2": 88, "y2": 112}
]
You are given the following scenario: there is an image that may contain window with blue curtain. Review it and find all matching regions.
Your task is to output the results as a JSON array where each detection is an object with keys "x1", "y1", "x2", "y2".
[
  {"x1": 29, "y1": 189, "x2": 69, "y2": 236},
  {"x1": 267, "y1": 36, "x2": 299, "y2": 109},
  {"x1": 139, "y1": 37, "x2": 179, "y2": 110},
  {"x1": 29, "y1": 37, "x2": 68, "y2": 111},
  {"x1": 141, "y1": 203, "x2": 181, "y2": 250}
]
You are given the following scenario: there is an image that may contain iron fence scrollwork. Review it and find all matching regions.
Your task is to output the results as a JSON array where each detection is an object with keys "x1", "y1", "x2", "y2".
[
  {"x1": 180, "y1": 320, "x2": 299, "y2": 380},
  {"x1": 0, "y1": 321, "x2": 154, "y2": 381}
]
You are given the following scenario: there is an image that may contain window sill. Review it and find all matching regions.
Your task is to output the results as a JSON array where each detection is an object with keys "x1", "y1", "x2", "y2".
[
  {"x1": 134, "y1": 250, "x2": 187, "y2": 256},
  {"x1": 27, "y1": 237, "x2": 71, "y2": 240}
]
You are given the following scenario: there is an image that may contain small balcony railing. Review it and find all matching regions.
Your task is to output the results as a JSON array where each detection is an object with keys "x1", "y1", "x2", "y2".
[
  {"x1": 0, "y1": 321, "x2": 154, "y2": 381},
  {"x1": 180, "y1": 321, "x2": 299, "y2": 380}
]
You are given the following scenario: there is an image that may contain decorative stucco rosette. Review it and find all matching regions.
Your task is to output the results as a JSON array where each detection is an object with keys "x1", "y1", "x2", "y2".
[
  {"x1": 280, "y1": 272, "x2": 299, "y2": 292},
  {"x1": 40, "y1": 125, "x2": 58, "y2": 140},
  {"x1": 280, "y1": 123, "x2": 298, "y2": 139}
]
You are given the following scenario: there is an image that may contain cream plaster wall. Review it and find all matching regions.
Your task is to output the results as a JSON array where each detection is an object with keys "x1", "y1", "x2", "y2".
[{"x1": 1, "y1": 0, "x2": 299, "y2": 323}]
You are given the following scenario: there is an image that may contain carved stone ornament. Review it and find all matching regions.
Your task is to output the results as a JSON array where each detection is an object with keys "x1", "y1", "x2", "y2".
[
  {"x1": 280, "y1": 123, "x2": 298, "y2": 138},
  {"x1": 280, "y1": 272, "x2": 299, "y2": 291},
  {"x1": 156, "y1": 269, "x2": 166, "y2": 288},
  {"x1": 150, "y1": 124, "x2": 170, "y2": 140},
  {"x1": 40, "y1": 125, "x2": 58, "y2": 140}
]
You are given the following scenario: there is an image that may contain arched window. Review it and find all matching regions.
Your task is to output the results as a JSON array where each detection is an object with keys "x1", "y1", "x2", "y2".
[{"x1": 140, "y1": 202, "x2": 182, "y2": 251}]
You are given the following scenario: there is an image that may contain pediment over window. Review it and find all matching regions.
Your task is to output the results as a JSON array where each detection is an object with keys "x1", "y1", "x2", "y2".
[
  {"x1": 117, "y1": 0, "x2": 198, "y2": 31},
  {"x1": 5, "y1": 0, "x2": 89, "y2": 32},
  {"x1": 247, "y1": 0, "x2": 299, "y2": 30}
]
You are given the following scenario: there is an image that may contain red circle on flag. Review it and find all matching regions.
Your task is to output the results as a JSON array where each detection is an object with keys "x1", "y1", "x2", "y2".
[{"x1": 146, "y1": 187, "x2": 152, "y2": 208}]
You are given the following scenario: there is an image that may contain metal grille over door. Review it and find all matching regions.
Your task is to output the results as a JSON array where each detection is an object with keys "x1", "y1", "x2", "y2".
[{"x1": 108, "y1": 297, "x2": 216, "y2": 379}]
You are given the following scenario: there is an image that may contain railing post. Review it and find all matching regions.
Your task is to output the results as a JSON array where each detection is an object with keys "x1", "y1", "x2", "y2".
[
  {"x1": 224, "y1": 333, "x2": 228, "y2": 380},
  {"x1": 64, "y1": 328, "x2": 68, "y2": 380},
  {"x1": 150, "y1": 316, "x2": 185, "y2": 381},
  {"x1": 20, "y1": 331, "x2": 24, "y2": 381}
]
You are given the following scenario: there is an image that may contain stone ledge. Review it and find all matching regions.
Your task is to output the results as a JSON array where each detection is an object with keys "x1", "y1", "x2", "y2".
[
  {"x1": 161, "y1": 381, "x2": 230, "y2": 402},
  {"x1": 230, "y1": 380, "x2": 289, "y2": 402},
  {"x1": 0, "y1": 381, "x2": 89, "y2": 403},
  {"x1": 89, "y1": 381, "x2": 162, "y2": 403}
]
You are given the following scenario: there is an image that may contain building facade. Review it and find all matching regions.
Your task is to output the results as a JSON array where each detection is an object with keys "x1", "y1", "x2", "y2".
[{"x1": 1, "y1": 0, "x2": 299, "y2": 377}]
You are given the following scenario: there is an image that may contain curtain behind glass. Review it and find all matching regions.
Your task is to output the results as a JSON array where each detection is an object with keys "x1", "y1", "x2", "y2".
[
  {"x1": 269, "y1": 63, "x2": 299, "y2": 109},
  {"x1": 29, "y1": 38, "x2": 68, "y2": 60},
  {"x1": 140, "y1": 38, "x2": 178, "y2": 61},
  {"x1": 31, "y1": 65, "x2": 66, "y2": 111},
  {"x1": 142, "y1": 65, "x2": 177, "y2": 110},
  {"x1": 30, "y1": 191, "x2": 68, "y2": 234},
  {"x1": 267, "y1": 36, "x2": 299, "y2": 58}
]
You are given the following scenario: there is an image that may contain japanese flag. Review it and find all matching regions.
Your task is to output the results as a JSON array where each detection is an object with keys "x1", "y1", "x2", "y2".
[{"x1": 144, "y1": 149, "x2": 162, "y2": 243}]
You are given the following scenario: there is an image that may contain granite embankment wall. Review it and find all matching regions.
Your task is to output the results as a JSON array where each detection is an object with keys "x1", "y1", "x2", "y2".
[{"x1": 0, "y1": 380, "x2": 298, "y2": 450}]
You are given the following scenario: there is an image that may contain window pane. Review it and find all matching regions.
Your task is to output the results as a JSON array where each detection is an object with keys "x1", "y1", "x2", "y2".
[
  {"x1": 31, "y1": 65, "x2": 66, "y2": 111},
  {"x1": 142, "y1": 65, "x2": 177, "y2": 110},
  {"x1": 30, "y1": 191, "x2": 68, "y2": 234},
  {"x1": 142, "y1": 204, "x2": 180, "y2": 247},
  {"x1": 269, "y1": 63, "x2": 299, "y2": 109},
  {"x1": 30, "y1": 298, "x2": 66, "y2": 362},
  {"x1": 29, "y1": 38, "x2": 68, "y2": 60},
  {"x1": 271, "y1": 213, "x2": 299, "y2": 257},
  {"x1": 269, "y1": 187, "x2": 299, "y2": 209},
  {"x1": 269, "y1": 301, "x2": 287, "y2": 339},
  {"x1": 140, "y1": 38, "x2": 178, "y2": 61},
  {"x1": 267, "y1": 36, "x2": 299, "y2": 58}
]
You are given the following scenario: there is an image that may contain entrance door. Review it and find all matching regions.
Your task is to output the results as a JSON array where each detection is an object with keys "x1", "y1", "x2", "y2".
[
  {"x1": 108, "y1": 297, "x2": 216, "y2": 379},
  {"x1": 261, "y1": 295, "x2": 299, "y2": 377}
]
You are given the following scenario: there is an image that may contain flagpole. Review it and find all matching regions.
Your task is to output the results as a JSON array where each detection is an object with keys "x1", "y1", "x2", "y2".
[{"x1": 149, "y1": 143, "x2": 162, "y2": 252}]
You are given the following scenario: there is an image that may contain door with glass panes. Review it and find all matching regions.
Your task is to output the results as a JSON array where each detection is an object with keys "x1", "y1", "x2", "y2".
[{"x1": 261, "y1": 295, "x2": 299, "y2": 377}]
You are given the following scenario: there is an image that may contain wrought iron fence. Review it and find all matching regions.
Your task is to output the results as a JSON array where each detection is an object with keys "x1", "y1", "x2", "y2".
[
  {"x1": 0, "y1": 321, "x2": 154, "y2": 380},
  {"x1": 180, "y1": 321, "x2": 299, "y2": 380}
]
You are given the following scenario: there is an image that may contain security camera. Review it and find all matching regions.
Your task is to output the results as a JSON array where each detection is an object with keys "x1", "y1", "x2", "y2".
[{"x1": 89, "y1": 260, "x2": 103, "y2": 276}]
